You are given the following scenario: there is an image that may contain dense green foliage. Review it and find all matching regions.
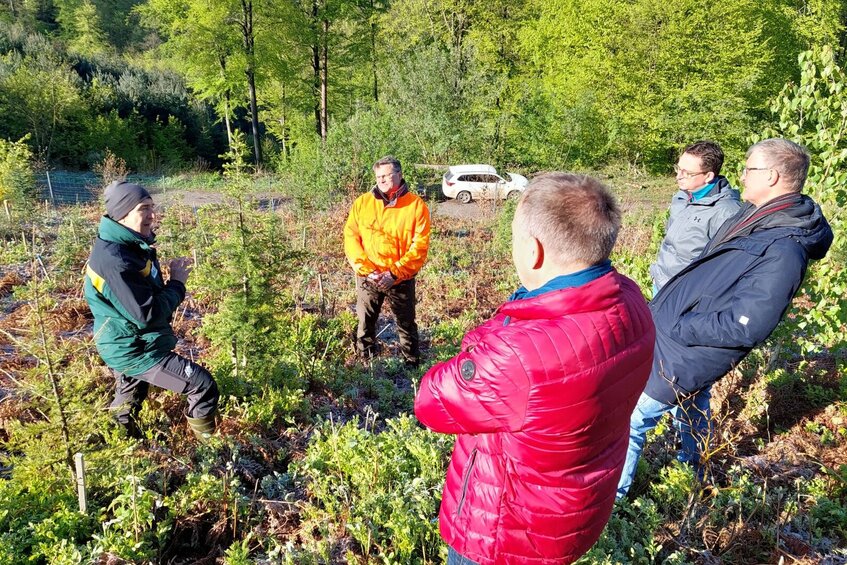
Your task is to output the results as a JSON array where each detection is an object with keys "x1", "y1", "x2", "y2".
[
  {"x1": 761, "y1": 46, "x2": 847, "y2": 354},
  {"x1": 0, "y1": 20, "x2": 221, "y2": 171},
  {"x1": 1, "y1": 3, "x2": 847, "y2": 564},
  {"x1": 1, "y1": 0, "x2": 846, "y2": 177},
  {"x1": 0, "y1": 135, "x2": 35, "y2": 206},
  {"x1": 293, "y1": 415, "x2": 453, "y2": 563}
]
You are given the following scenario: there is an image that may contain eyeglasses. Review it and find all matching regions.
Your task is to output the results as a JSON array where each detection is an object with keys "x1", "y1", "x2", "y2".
[
  {"x1": 672, "y1": 165, "x2": 706, "y2": 179},
  {"x1": 742, "y1": 166, "x2": 772, "y2": 175}
]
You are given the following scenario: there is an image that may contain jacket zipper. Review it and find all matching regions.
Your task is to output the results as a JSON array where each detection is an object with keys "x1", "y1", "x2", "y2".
[{"x1": 456, "y1": 448, "x2": 478, "y2": 517}]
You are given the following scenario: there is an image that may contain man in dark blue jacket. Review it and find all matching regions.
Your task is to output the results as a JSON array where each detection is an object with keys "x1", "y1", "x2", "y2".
[{"x1": 617, "y1": 138, "x2": 833, "y2": 498}]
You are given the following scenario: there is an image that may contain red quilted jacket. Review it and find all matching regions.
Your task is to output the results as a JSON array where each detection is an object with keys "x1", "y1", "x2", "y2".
[{"x1": 415, "y1": 271, "x2": 654, "y2": 564}]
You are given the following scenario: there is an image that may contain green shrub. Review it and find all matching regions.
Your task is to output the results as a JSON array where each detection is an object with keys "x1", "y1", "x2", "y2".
[
  {"x1": 809, "y1": 497, "x2": 847, "y2": 543},
  {"x1": 649, "y1": 460, "x2": 699, "y2": 515},
  {"x1": 580, "y1": 498, "x2": 689, "y2": 564},
  {"x1": 92, "y1": 472, "x2": 170, "y2": 561},
  {"x1": 761, "y1": 46, "x2": 847, "y2": 354},
  {"x1": 293, "y1": 415, "x2": 453, "y2": 564},
  {"x1": 0, "y1": 135, "x2": 36, "y2": 208},
  {"x1": 0, "y1": 478, "x2": 93, "y2": 564}
]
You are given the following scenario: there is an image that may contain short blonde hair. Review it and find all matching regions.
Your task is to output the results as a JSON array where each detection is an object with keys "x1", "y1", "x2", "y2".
[{"x1": 516, "y1": 173, "x2": 621, "y2": 266}]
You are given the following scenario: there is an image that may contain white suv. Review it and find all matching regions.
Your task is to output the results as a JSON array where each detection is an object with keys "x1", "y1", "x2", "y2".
[{"x1": 441, "y1": 164, "x2": 529, "y2": 203}]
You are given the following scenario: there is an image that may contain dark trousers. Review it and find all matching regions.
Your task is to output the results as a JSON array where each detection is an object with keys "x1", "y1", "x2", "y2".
[
  {"x1": 355, "y1": 276, "x2": 419, "y2": 362},
  {"x1": 110, "y1": 352, "x2": 219, "y2": 425}
]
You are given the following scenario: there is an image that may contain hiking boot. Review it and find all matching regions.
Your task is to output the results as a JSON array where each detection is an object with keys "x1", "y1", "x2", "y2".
[
  {"x1": 116, "y1": 417, "x2": 144, "y2": 440},
  {"x1": 186, "y1": 412, "x2": 216, "y2": 443},
  {"x1": 404, "y1": 357, "x2": 420, "y2": 369}
]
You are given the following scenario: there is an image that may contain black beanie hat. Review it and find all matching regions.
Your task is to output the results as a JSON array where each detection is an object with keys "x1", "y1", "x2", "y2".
[{"x1": 104, "y1": 180, "x2": 152, "y2": 220}]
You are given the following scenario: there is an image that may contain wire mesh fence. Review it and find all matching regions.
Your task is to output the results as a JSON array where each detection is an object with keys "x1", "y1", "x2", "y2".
[{"x1": 35, "y1": 172, "x2": 167, "y2": 206}]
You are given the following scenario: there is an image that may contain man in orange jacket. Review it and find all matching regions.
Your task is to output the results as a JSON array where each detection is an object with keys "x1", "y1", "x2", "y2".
[{"x1": 344, "y1": 156, "x2": 431, "y2": 366}]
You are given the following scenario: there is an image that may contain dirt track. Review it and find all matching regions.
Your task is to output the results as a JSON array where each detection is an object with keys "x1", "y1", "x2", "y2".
[{"x1": 151, "y1": 187, "x2": 494, "y2": 221}]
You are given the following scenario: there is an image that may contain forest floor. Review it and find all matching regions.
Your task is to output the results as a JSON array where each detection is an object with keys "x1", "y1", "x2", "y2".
[{"x1": 1, "y1": 170, "x2": 845, "y2": 564}]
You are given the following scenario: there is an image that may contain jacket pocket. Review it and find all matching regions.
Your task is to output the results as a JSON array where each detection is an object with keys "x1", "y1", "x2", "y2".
[
  {"x1": 456, "y1": 448, "x2": 478, "y2": 518},
  {"x1": 692, "y1": 294, "x2": 715, "y2": 313}
]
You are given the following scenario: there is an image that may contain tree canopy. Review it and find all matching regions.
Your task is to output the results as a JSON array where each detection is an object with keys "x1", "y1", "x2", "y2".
[{"x1": 0, "y1": 0, "x2": 845, "y2": 175}]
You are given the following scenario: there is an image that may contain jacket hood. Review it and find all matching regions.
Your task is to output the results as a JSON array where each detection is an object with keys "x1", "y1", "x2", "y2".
[{"x1": 751, "y1": 195, "x2": 832, "y2": 260}]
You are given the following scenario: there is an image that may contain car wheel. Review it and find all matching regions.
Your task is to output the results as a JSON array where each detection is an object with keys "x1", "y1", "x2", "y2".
[
  {"x1": 506, "y1": 190, "x2": 521, "y2": 201},
  {"x1": 457, "y1": 191, "x2": 472, "y2": 204}
]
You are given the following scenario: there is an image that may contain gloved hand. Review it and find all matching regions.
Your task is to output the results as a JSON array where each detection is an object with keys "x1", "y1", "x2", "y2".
[
  {"x1": 376, "y1": 271, "x2": 395, "y2": 291},
  {"x1": 362, "y1": 271, "x2": 382, "y2": 292}
]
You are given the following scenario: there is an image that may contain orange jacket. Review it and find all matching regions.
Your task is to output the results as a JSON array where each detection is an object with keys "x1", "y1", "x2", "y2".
[{"x1": 344, "y1": 185, "x2": 431, "y2": 281}]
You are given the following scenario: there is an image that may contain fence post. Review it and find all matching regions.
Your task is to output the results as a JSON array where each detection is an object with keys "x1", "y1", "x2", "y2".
[
  {"x1": 46, "y1": 170, "x2": 55, "y2": 203},
  {"x1": 74, "y1": 452, "x2": 87, "y2": 513},
  {"x1": 318, "y1": 273, "x2": 325, "y2": 314}
]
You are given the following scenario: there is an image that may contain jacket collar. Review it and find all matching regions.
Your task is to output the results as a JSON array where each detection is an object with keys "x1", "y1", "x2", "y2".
[
  {"x1": 508, "y1": 260, "x2": 612, "y2": 302},
  {"x1": 371, "y1": 180, "x2": 409, "y2": 207},
  {"x1": 98, "y1": 215, "x2": 155, "y2": 249},
  {"x1": 678, "y1": 176, "x2": 739, "y2": 206},
  {"x1": 498, "y1": 270, "x2": 621, "y2": 321}
]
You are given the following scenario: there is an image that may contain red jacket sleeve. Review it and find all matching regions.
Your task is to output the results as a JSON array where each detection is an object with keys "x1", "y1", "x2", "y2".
[{"x1": 415, "y1": 327, "x2": 530, "y2": 435}]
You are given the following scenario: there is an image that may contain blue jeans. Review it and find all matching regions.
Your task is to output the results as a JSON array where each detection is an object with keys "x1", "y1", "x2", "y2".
[
  {"x1": 447, "y1": 547, "x2": 480, "y2": 565},
  {"x1": 616, "y1": 387, "x2": 712, "y2": 499}
]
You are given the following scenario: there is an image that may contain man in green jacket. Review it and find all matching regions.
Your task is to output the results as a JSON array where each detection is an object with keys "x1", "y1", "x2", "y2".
[{"x1": 83, "y1": 180, "x2": 219, "y2": 441}]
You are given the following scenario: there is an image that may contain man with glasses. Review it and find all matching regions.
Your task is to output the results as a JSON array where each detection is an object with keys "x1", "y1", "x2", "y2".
[
  {"x1": 650, "y1": 141, "x2": 741, "y2": 293},
  {"x1": 344, "y1": 156, "x2": 431, "y2": 366},
  {"x1": 617, "y1": 138, "x2": 832, "y2": 499}
]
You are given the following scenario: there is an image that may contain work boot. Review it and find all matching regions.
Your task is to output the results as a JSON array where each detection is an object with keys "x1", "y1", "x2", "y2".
[
  {"x1": 186, "y1": 412, "x2": 216, "y2": 442},
  {"x1": 404, "y1": 356, "x2": 420, "y2": 369},
  {"x1": 122, "y1": 418, "x2": 144, "y2": 440},
  {"x1": 114, "y1": 413, "x2": 143, "y2": 440}
]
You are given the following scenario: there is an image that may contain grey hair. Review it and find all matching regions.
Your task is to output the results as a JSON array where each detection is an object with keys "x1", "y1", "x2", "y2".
[
  {"x1": 373, "y1": 155, "x2": 402, "y2": 173},
  {"x1": 747, "y1": 138, "x2": 810, "y2": 193},
  {"x1": 516, "y1": 173, "x2": 621, "y2": 266}
]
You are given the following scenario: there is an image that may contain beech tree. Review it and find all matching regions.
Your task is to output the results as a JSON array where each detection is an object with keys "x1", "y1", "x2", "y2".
[{"x1": 139, "y1": 0, "x2": 268, "y2": 164}]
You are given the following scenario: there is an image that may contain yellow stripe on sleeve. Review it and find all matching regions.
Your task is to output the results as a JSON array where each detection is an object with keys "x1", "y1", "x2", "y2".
[{"x1": 85, "y1": 264, "x2": 106, "y2": 294}]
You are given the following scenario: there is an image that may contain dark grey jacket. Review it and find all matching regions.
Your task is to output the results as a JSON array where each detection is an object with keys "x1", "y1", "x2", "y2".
[{"x1": 650, "y1": 177, "x2": 741, "y2": 290}]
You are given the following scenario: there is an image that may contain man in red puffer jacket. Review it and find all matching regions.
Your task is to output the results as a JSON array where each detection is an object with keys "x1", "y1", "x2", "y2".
[{"x1": 415, "y1": 173, "x2": 655, "y2": 565}]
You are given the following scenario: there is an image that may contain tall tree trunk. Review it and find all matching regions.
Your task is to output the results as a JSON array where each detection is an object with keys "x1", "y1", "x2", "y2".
[
  {"x1": 320, "y1": 18, "x2": 328, "y2": 142},
  {"x1": 312, "y1": 0, "x2": 321, "y2": 138},
  {"x1": 219, "y1": 56, "x2": 233, "y2": 148},
  {"x1": 279, "y1": 83, "x2": 289, "y2": 157},
  {"x1": 246, "y1": 69, "x2": 261, "y2": 164},
  {"x1": 370, "y1": 0, "x2": 378, "y2": 103},
  {"x1": 224, "y1": 94, "x2": 234, "y2": 149},
  {"x1": 241, "y1": 0, "x2": 262, "y2": 165}
]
